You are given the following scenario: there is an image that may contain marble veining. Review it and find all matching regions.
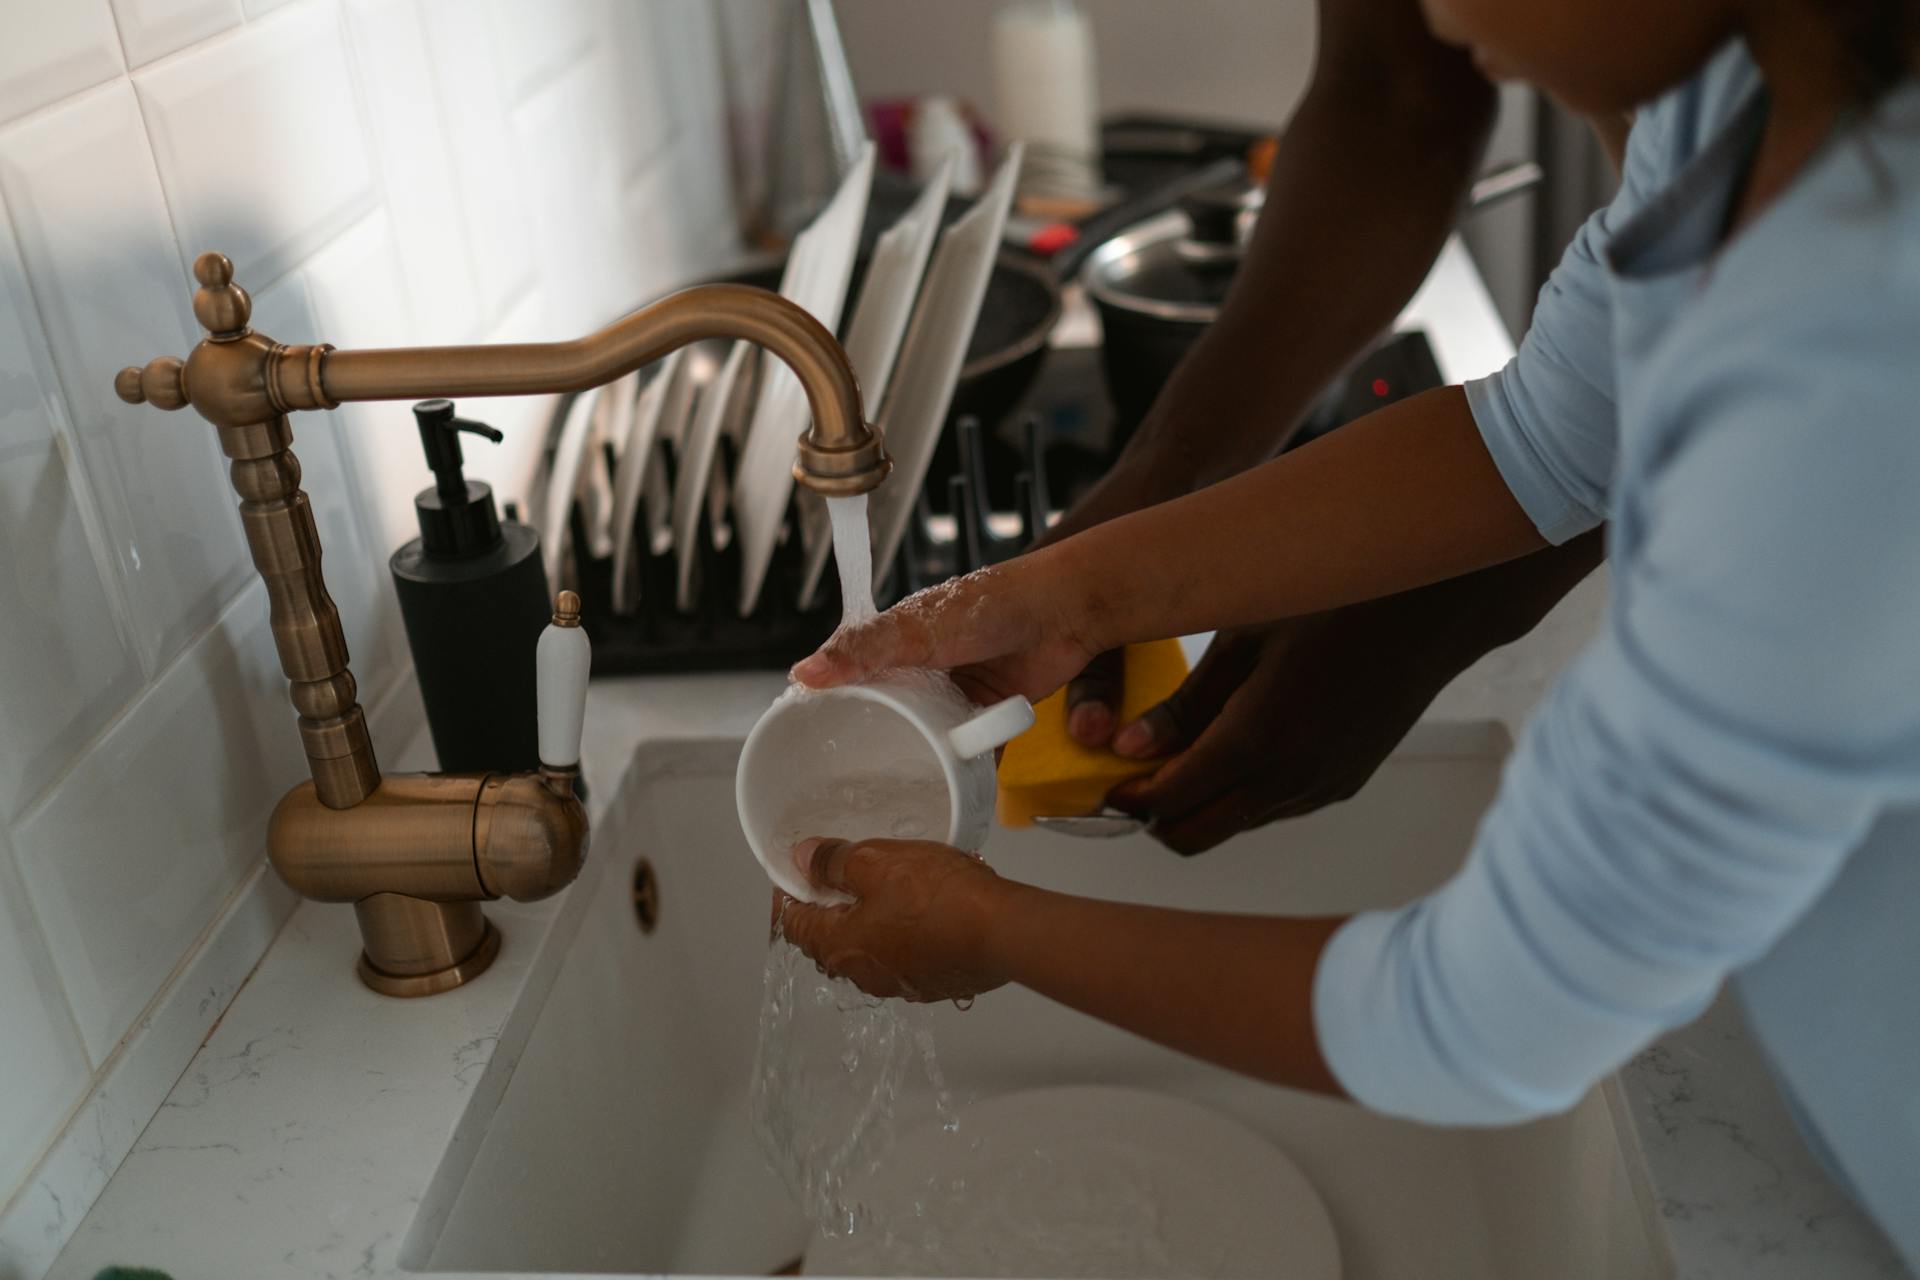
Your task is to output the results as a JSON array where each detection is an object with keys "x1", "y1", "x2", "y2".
[
  {"x1": 0, "y1": 863, "x2": 298, "y2": 1280},
  {"x1": 1620, "y1": 998, "x2": 1909, "y2": 1278}
]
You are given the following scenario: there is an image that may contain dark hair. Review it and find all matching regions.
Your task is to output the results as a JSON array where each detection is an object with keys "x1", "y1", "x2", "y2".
[{"x1": 1830, "y1": 1, "x2": 1920, "y2": 100}]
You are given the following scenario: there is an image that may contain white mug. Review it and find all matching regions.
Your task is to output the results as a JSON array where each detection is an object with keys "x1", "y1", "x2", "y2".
[{"x1": 736, "y1": 674, "x2": 1035, "y2": 904}]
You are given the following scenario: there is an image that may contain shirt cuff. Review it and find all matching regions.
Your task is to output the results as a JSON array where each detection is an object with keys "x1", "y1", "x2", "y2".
[
  {"x1": 1465, "y1": 371, "x2": 1597, "y2": 546},
  {"x1": 1312, "y1": 906, "x2": 1577, "y2": 1126}
]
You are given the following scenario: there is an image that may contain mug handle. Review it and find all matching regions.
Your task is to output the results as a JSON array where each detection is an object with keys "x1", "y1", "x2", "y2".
[{"x1": 947, "y1": 696, "x2": 1036, "y2": 760}]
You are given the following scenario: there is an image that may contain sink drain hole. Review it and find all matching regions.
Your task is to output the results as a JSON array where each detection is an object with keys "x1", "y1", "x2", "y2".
[{"x1": 632, "y1": 857, "x2": 659, "y2": 934}]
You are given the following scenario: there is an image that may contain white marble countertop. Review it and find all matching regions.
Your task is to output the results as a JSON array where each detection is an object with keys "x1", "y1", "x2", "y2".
[
  {"x1": 42, "y1": 237, "x2": 1909, "y2": 1280},
  {"x1": 45, "y1": 662, "x2": 1908, "y2": 1280}
]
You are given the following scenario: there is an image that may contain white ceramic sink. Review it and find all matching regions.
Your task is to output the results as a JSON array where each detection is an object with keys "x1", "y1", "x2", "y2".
[{"x1": 406, "y1": 725, "x2": 1669, "y2": 1280}]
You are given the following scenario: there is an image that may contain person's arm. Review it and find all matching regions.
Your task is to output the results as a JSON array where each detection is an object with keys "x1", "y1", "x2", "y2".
[
  {"x1": 1058, "y1": 386, "x2": 1547, "y2": 648},
  {"x1": 782, "y1": 286, "x2": 1920, "y2": 1117},
  {"x1": 781, "y1": 836, "x2": 1348, "y2": 1095},
  {"x1": 795, "y1": 103, "x2": 1673, "y2": 708},
  {"x1": 1106, "y1": 528, "x2": 1605, "y2": 853},
  {"x1": 794, "y1": 385, "x2": 1547, "y2": 703},
  {"x1": 1050, "y1": 0, "x2": 1497, "y2": 536},
  {"x1": 1320, "y1": 291, "x2": 1920, "y2": 1121},
  {"x1": 1050, "y1": 0, "x2": 1488, "y2": 748}
]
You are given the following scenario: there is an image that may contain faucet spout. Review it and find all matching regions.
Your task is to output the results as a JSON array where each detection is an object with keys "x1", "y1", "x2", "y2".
[
  {"x1": 116, "y1": 267, "x2": 890, "y2": 496},
  {"x1": 324, "y1": 283, "x2": 890, "y2": 495}
]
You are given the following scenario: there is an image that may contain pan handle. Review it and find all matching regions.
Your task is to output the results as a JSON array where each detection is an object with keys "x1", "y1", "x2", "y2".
[
  {"x1": 1465, "y1": 160, "x2": 1544, "y2": 214},
  {"x1": 1051, "y1": 156, "x2": 1247, "y2": 281},
  {"x1": 1045, "y1": 153, "x2": 1539, "y2": 286}
]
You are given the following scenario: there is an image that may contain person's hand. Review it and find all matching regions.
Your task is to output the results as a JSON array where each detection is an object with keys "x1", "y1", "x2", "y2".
[
  {"x1": 790, "y1": 561, "x2": 1101, "y2": 706},
  {"x1": 775, "y1": 837, "x2": 1013, "y2": 1002},
  {"x1": 1103, "y1": 529, "x2": 1607, "y2": 853},
  {"x1": 1063, "y1": 648, "x2": 1129, "y2": 744},
  {"x1": 1104, "y1": 611, "x2": 1464, "y2": 855}
]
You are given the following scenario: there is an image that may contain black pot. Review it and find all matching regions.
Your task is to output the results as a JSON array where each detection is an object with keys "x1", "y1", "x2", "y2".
[
  {"x1": 1079, "y1": 184, "x2": 1246, "y2": 438},
  {"x1": 1078, "y1": 159, "x2": 1547, "y2": 436}
]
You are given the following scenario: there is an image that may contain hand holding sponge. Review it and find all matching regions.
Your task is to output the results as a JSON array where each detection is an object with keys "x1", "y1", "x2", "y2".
[{"x1": 996, "y1": 638, "x2": 1190, "y2": 826}]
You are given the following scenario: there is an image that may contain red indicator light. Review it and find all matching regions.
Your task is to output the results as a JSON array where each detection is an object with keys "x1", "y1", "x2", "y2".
[{"x1": 1372, "y1": 378, "x2": 1391, "y2": 398}]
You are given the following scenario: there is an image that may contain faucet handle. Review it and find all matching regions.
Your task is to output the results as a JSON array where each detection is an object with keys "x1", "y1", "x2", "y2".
[
  {"x1": 536, "y1": 590, "x2": 591, "y2": 771},
  {"x1": 113, "y1": 251, "x2": 248, "y2": 410},
  {"x1": 114, "y1": 356, "x2": 189, "y2": 410}
]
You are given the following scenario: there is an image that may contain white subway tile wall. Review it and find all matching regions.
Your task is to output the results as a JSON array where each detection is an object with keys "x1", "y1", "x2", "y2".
[
  {"x1": 0, "y1": 205, "x2": 143, "y2": 819},
  {"x1": 0, "y1": 0, "x2": 748, "y2": 1268},
  {"x1": 0, "y1": 843, "x2": 89, "y2": 1202},
  {"x1": 0, "y1": 4, "x2": 124, "y2": 127},
  {"x1": 0, "y1": 80, "x2": 252, "y2": 674},
  {"x1": 339, "y1": 0, "x2": 482, "y2": 343},
  {"x1": 108, "y1": 0, "x2": 245, "y2": 71},
  {"x1": 135, "y1": 3, "x2": 378, "y2": 288},
  {"x1": 10, "y1": 584, "x2": 305, "y2": 1063}
]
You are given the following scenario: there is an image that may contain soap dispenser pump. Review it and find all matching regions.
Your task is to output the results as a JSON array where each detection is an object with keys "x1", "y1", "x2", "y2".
[{"x1": 390, "y1": 399, "x2": 552, "y2": 775}]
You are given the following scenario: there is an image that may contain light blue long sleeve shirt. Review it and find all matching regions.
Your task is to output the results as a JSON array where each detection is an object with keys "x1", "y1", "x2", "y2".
[{"x1": 1312, "y1": 42, "x2": 1920, "y2": 1263}]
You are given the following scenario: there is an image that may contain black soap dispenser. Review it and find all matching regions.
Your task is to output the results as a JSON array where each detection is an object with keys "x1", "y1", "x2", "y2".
[{"x1": 390, "y1": 399, "x2": 551, "y2": 775}]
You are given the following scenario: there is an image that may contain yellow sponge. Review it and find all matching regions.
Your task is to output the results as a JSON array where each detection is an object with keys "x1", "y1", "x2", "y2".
[{"x1": 996, "y1": 639, "x2": 1190, "y2": 827}]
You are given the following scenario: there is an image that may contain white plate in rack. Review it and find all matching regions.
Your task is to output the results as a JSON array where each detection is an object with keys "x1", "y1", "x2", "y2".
[
  {"x1": 536, "y1": 386, "x2": 601, "y2": 590},
  {"x1": 608, "y1": 352, "x2": 686, "y2": 615},
  {"x1": 670, "y1": 342, "x2": 753, "y2": 612},
  {"x1": 795, "y1": 154, "x2": 954, "y2": 612},
  {"x1": 868, "y1": 144, "x2": 1023, "y2": 593},
  {"x1": 730, "y1": 144, "x2": 875, "y2": 618},
  {"x1": 578, "y1": 371, "x2": 634, "y2": 561}
]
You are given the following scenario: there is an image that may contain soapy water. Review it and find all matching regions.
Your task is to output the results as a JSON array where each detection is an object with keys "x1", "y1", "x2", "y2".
[{"x1": 772, "y1": 771, "x2": 951, "y2": 848}]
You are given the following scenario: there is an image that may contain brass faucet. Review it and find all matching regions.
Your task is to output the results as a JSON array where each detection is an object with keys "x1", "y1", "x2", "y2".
[{"x1": 116, "y1": 251, "x2": 891, "y2": 996}]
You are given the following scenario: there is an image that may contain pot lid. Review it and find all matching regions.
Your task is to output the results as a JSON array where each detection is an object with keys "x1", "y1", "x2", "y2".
[{"x1": 1082, "y1": 184, "x2": 1256, "y2": 324}]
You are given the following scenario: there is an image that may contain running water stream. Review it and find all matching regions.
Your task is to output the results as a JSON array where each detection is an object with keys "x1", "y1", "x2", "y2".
[
  {"x1": 751, "y1": 491, "x2": 958, "y2": 1241},
  {"x1": 827, "y1": 493, "x2": 876, "y2": 624},
  {"x1": 748, "y1": 494, "x2": 1211, "y2": 1275}
]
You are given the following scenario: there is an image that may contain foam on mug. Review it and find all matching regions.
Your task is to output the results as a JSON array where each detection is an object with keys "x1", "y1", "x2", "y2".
[{"x1": 765, "y1": 672, "x2": 974, "y2": 858}]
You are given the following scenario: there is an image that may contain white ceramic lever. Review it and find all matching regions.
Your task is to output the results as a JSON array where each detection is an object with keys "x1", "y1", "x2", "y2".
[
  {"x1": 536, "y1": 590, "x2": 591, "y2": 770},
  {"x1": 947, "y1": 695, "x2": 1035, "y2": 760}
]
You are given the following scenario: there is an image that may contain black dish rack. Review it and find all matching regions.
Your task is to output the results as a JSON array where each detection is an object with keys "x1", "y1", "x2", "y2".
[
  {"x1": 560, "y1": 407, "x2": 1061, "y2": 676},
  {"x1": 548, "y1": 327, "x2": 1440, "y2": 677}
]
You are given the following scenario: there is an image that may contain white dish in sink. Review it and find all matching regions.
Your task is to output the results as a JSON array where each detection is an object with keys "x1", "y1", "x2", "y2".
[
  {"x1": 802, "y1": 1084, "x2": 1340, "y2": 1279},
  {"x1": 410, "y1": 725, "x2": 1669, "y2": 1280}
]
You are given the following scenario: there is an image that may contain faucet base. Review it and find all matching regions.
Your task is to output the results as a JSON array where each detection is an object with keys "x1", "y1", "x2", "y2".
[{"x1": 354, "y1": 895, "x2": 501, "y2": 997}]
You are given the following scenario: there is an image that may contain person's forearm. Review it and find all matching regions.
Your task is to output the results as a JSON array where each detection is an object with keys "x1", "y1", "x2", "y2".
[
  {"x1": 1038, "y1": 385, "x2": 1548, "y2": 648},
  {"x1": 1049, "y1": 10, "x2": 1494, "y2": 539},
  {"x1": 982, "y1": 880, "x2": 1348, "y2": 1095},
  {"x1": 1367, "y1": 525, "x2": 1607, "y2": 677}
]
